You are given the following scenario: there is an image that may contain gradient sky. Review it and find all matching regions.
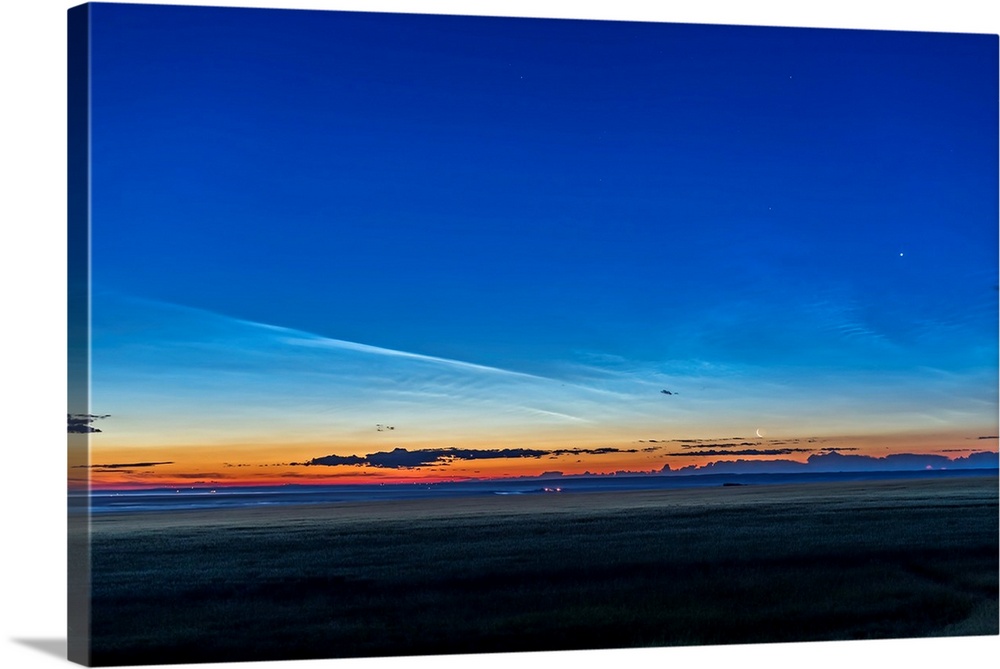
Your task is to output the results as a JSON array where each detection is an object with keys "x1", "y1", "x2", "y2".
[{"x1": 77, "y1": 3, "x2": 998, "y2": 488}]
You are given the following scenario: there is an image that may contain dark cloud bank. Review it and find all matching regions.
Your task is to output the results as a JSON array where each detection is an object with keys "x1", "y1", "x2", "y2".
[
  {"x1": 290, "y1": 446, "x2": 998, "y2": 475},
  {"x1": 661, "y1": 450, "x2": 999, "y2": 475},
  {"x1": 294, "y1": 447, "x2": 638, "y2": 470}
]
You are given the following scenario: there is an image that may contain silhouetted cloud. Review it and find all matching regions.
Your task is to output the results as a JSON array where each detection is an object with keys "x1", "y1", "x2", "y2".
[
  {"x1": 296, "y1": 454, "x2": 367, "y2": 467},
  {"x1": 951, "y1": 451, "x2": 1000, "y2": 467},
  {"x1": 566, "y1": 447, "x2": 639, "y2": 456},
  {"x1": 295, "y1": 446, "x2": 639, "y2": 470},
  {"x1": 665, "y1": 448, "x2": 814, "y2": 457},
  {"x1": 68, "y1": 413, "x2": 110, "y2": 433},
  {"x1": 74, "y1": 461, "x2": 173, "y2": 469},
  {"x1": 663, "y1": 450, "x2": 999, "y2": 475}
]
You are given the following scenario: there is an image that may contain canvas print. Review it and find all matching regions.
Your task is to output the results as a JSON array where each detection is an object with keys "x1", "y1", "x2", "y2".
[{"x1": 67, "y1": 2, "x2": 999, "y2": 666}]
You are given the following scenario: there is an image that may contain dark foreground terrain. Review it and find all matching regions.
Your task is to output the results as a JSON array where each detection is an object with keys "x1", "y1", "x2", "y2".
[{"x1": 84, "y1": 476, "x2": 999, "y2": 665}]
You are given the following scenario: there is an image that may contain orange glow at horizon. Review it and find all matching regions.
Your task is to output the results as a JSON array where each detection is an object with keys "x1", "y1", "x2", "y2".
[{"x1": 73, "y1": 429, "x2": 999, "y2": 490}]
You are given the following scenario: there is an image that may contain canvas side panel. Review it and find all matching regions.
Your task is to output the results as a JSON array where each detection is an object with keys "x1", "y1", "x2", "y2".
[{"x1": 67, "y1": 3, "x2": 92, "y2": 666}]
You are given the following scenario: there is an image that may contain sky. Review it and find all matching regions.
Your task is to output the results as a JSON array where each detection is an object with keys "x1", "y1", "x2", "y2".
[{"x1": 73, "y1": 2, "x2": 998, "y2": 488}]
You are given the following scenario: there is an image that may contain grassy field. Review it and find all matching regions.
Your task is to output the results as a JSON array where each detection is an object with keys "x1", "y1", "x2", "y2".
[{"x1": 83, "y1": 476, "x2": 999, "y2": 666}]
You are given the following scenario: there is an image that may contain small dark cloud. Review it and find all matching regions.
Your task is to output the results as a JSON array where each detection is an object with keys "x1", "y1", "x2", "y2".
[
  {"x1": 976, "y1": 436, "x2": 998, "y2": 440},
  {"x1": 294, "y1": 454, "x2": 366, "y2": 467},
  {"x1": 566, "y1": 447, "x2": 639, "y2": 456},
  {"x1": 74, "y1": 461, "x2": 173, "y2": 469},
  {"x1": 68, "y1": 413, "x2": 110, "y2": 433}
]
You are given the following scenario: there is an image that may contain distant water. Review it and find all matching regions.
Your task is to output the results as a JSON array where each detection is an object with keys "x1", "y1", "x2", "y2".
[{"x1": 72, "y1": 468, "x2": 998, "y2": 515}]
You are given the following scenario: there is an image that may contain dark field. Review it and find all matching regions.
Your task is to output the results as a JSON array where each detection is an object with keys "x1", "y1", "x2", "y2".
[{"x1": 84, "y1": 476, "x2": 999, "y2": 666}]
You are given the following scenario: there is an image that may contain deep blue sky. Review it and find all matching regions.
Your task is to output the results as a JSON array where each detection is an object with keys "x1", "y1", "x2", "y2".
[{"x1": 86, "y1": 3, "x2": 997, "y2": 456}]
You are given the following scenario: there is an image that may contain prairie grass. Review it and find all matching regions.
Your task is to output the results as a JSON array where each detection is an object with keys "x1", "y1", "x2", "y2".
[{"x1": 86, "y1": 476, "x2": 999, "y2": 665}]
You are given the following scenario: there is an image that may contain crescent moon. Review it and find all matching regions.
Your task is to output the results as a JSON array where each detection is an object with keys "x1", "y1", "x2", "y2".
[{"x1": 755, "y1": 428, "x2": 764, "y2": 438}]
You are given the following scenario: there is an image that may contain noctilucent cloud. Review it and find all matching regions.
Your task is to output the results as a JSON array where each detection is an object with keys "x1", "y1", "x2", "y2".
[{"x1": 80, "y1": 4, "x2": 998, "y2": 488}]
